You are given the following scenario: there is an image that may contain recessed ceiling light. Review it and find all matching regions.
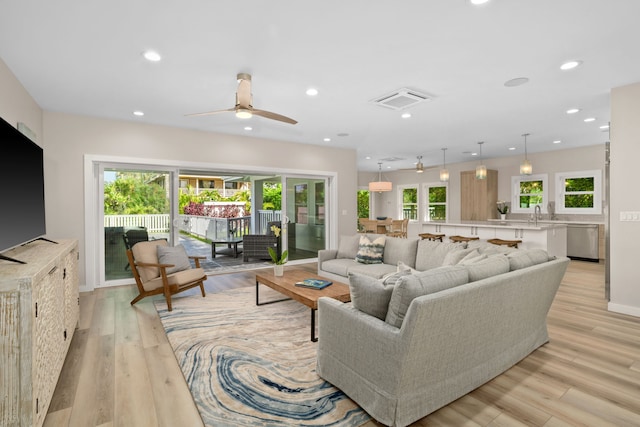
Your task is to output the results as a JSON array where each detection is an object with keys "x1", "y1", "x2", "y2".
[
  {"x1": 560, "y1": 60, "x2": 582, "y2": 71},
  {"x1": 323, "y1": 137, "x2": 331, "y2": 142},
  {"x1": 600, "y1": 124, "x2": 610, "y2": 130},
  {"x1": 584, "y1": 117, "x2": 596, "y2": 122},
  {"x1": 306, "y1": 88, "x2": 318, "y2": 96},
  {"x1": 504, "y1": 77, "x2": 529, "y2": 87},
  {"x1": 142, "y1": 50, "x2": 162, "y2": 62},
  {"x1": 244, "y1": 126, "x2": 252, "y2": 131},
  {"x1": 470, "y1": 0, "x2": 490, "y2": 4},
  {"x1": 508, "y1": 147, "x2": 516, "y2": 151},
  {"x1": 553, "y1": 140, "x2": 562, "y2": 144},
  {"x1": 133, "y1": 111, "x2": 144, "y2": 116},
  {"x1": 566, "y1": 108, "x2": 580, "y2": 114},
  {"x1": 401, "y1": 112, "x2": 412, "y2": 119},
  {"x1": 365, "y1": 156, "x2": 371, "y2": 160}
]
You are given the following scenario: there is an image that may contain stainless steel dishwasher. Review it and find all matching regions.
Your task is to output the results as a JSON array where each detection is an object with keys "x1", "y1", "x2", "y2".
[{"x1": 566, "y1": 224, "x2": 599, "y2": 261}]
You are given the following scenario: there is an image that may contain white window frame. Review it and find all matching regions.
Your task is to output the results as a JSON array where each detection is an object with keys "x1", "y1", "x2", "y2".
[
  {"x1": 397, "y1": 184, "x2": 419, "y2": 221},
  {"x1": 511, "y1": 174, "x2": 549, "y2": 214},
  {"x1": 421, "y1": 182, "x2": 448, "y2": 222},
  {"x1": 555, "y1": 169, "x2": 602, "y2": 215}
]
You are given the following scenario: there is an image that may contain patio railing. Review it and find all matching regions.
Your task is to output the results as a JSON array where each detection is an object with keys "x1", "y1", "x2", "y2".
[{"x1": 104, "y1": 211, "x2": 283, "y2": 240}]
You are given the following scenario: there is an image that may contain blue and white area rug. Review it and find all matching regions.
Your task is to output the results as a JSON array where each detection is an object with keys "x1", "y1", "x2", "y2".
[{"x1": 155, "y1": 287, "x2": 371, "y2": 427}]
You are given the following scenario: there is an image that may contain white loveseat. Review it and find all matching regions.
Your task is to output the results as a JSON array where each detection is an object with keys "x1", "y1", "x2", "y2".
[{"x1": 316, "y1": 246, "x2": 570, "y2": 427}]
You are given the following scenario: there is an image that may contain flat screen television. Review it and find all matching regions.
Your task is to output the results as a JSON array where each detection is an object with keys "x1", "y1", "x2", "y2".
[{"x1": 0, "y1": 116, "x2": 48, "y2": 263}]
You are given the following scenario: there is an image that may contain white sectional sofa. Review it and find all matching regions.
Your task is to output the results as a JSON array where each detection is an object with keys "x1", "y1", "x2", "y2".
[{"x1": 316, "y1": 234, "x2": 570, "y2": 427}]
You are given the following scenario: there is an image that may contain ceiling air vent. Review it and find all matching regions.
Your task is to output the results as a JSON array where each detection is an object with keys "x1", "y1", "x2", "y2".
[{"x1": 370, "y1": 88, "x2": 432, "y2": 111}]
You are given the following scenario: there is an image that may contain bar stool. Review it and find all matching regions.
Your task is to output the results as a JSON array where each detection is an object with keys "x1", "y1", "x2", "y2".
[
  {"x1": 449, "y1": 235, "x2": 479, "y2": 244},
  {"x1": 487, "y1": 238, "x2": 522, "y2": 248},
  {"x1": 418, "y1": 233, "x2": 445, "y2": 242}
]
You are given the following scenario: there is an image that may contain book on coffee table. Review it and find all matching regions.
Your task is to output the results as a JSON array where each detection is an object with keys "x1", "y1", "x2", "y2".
[{"x1": 295, "y1": 278, "x2": 333, "y2": 289}]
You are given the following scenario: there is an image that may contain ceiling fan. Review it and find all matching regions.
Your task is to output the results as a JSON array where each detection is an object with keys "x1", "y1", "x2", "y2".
[
  {"x1": 399, "y1": 156, "x2": 436, "y2": 173},
  {"x1": 185, "y1": 73, "x2": 297, "y2": 124}
]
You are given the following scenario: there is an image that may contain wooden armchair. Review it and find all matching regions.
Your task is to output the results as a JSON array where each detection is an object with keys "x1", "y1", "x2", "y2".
[
  {"x1": 127, "y1": 239, "x2": 206, "y2": 311},
  {"x1": 358, "y1": 218, "x2": 377, "y2": 233}
]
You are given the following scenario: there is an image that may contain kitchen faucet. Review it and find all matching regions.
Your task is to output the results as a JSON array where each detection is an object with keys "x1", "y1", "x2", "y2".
[{"x1": 534, "y1": 205, "x2": 541, "y2": 226}]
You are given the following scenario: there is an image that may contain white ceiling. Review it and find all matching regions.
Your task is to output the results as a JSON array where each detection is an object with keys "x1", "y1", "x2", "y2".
[{"x1": 1, "y1": 1, "x2": 638, "y2": 172}]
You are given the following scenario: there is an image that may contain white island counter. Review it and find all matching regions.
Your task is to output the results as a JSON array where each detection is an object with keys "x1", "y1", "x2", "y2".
[{"x1": 421, "y1": 220, "x2": 567, "y2": 258}]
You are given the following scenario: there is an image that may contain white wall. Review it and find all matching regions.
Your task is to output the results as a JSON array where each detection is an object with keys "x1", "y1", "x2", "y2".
[
  {"x1": 0, "y1": 59, "x2": 42, "y2": 144},
  {"x1": 610, "y1": 82, "x2": 640, "y2": 317}
]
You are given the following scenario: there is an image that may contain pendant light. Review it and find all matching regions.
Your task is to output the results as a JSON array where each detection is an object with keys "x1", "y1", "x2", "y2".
[
  {"x1": 439, "y1": 148, "x2": 449, "y2": 182},
  {"x1": 520, "y1": 133, "x2": 533, "y2": 175},
  {"x1": 369, "y1": 162, "x2": 392, "y2": 192},
  {"x1": 475, "y1": 141, "x2": 487, "y2": 180}
]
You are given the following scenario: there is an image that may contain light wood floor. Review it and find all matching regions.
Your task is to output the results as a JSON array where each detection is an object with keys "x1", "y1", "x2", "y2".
[{"x1": 44, "y1": 261, "x2": 640, "y2": 427}]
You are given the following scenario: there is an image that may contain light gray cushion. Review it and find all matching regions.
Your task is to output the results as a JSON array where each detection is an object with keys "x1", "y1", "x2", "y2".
[
  {"x1": 465, "y1": 255, "x2": 510, "y2": 282},
  {"x1": 442, "y1": 247, "x2": 476, "y2": 266},
  {"x1": 458, "y1": 251, "x2": 487, "y2": 265},
  {"x1": 507, "y1": 249, "x2": 550, "y2": 271},
  {"x1": 157, "y1": 244, "x2": 192, "y2": 274},
  {"x1": 349, "y1": 273, "x2": 395, "y2": 320},
  {"x1": 336, "y1": 235, "x2": 361, "y2": 259},
  {"x1": 385, "y1": 265, "x2": 469, "y2": 328},
  {"x1": 415, "y1": 240, "x2": 466, "y2": 271},
  {"x1": 382, "y1": 237, "x2": 419, "y2": 268},
  {"x1": 355, "y1": 235, "x2": 386, "y2": 264}
]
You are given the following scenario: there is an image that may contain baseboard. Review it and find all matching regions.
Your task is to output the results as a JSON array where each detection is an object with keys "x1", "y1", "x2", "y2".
[{"x1": 607, "y1": 302, "x2": 640, "y2": 318}]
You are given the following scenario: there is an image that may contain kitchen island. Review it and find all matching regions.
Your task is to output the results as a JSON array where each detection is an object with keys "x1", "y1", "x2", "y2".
[{"x1": 421, "y1": 220, "x2": 567, "y2": 258}]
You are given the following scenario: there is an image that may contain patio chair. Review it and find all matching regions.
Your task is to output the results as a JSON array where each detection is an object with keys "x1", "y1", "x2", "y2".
[
  {"x1": 127, "y1": 239, "x2": 206, "y2": 311},
  {"x1": 243, "y1": 221, "x2": 281, "y2": 262}
]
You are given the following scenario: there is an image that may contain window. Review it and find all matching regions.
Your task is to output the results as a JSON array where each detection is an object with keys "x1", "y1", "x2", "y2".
[
  {"x1": 357, "y1": 189, "x2": 370, "y2": 219},
  {"x1": 398, "y1": 185, "x2": 418, "y2": 220},
  {"x1": 511, "y1": 174, "x2": 548, "y2": 213},
  {"x1": 556, "y1": 170, "x2": 602, "y2": 214},
  {"x1": 422, "y1": 183, "x2": 447, "y2": 221}
]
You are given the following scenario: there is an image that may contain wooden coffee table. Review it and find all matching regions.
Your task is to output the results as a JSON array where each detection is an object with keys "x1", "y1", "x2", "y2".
[{"x1": 255, "y1": 268, "x2": 350, "y2": 342}]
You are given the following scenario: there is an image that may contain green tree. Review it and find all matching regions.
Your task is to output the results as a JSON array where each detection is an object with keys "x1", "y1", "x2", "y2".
[
  {"x1": 357, "y1": 190, "x2": 370, "y2": 219},
  {"x1": 104, "y1": 173, "x2": 168, "y2": 214},
  {"x1": 262, "y1": 182, "x2": 282, "y2": 210}
]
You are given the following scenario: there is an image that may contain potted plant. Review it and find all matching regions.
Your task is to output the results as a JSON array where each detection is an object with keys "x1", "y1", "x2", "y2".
[
  {"x1": 268, "y1": 224, "x2": 288, "y2": 276},
  {"x1": 268, "y1": 247, "x2": 288, "y2": 276},
  {"x1": 497, "y1": 201, "x2": 509, "y2": 220}
]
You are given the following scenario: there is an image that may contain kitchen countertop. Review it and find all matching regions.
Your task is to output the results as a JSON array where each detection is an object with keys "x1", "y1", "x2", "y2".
[{"x1": 427, "y1": 221, "x2": 568, "y2": 231}]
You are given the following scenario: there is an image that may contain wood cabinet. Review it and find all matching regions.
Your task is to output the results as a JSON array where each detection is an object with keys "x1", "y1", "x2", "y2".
[
  {"x1": 460, "y1": 170, "x2": 498, "y2": 221},
  {"x1": 0, "y1": 239, "x2": 79, "y2": 427}
]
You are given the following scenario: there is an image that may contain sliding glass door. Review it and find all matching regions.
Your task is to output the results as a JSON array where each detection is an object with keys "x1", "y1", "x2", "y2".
[
  {"x1": 101, "y1": 165, "x2": 177, "y2": 284},
  {"x1": 285, "y1": 177, "x2": 326, "y2": 260}
]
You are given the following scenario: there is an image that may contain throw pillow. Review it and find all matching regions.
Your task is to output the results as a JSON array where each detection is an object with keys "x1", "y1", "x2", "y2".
[
  {"x1": 349, "y1": 273, "x2": 395, "y2": 320},
  {"x1": 465, "y1": 255, "x2": 510, "y2": 282},
  {"x1": 381, "y1": 269, "x2": 413, "y2": 286},
  {"x1": 397, "y1": 260, "x2": 419, "y2": 274},
  {"x1": 442, "y1": 247, "x2": 476, "y2": 266},
  {"x1": 157, "y1": 244, "x2": 192, "y2": 274},
  {"x1": 385, "y1": 265, "x2": 469, "y2": 328},
  {"x1": 355, "y1": 235, "x2": 386, "y2": 264}
]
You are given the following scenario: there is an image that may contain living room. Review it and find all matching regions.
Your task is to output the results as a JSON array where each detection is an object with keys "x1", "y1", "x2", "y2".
[{"x1": 1, "y1": 2, "x2": 640, "y2": 426}]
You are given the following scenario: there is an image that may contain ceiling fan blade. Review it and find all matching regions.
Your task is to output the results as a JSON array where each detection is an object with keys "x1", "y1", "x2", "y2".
[
  {"x1": 252, "y1": 109, "x2": 298, "y2": 124},
  {"x1": 185, "y1": 107, "x2": 235, "y2": 117}
]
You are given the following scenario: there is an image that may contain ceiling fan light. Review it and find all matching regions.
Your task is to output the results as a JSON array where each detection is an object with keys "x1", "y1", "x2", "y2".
[
  {"x1": 440, "y1": 168, "x2": 449, "y2": 182},
  {"x1": 236, "y1": 109, "x2": 252, "y2": 119}
]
